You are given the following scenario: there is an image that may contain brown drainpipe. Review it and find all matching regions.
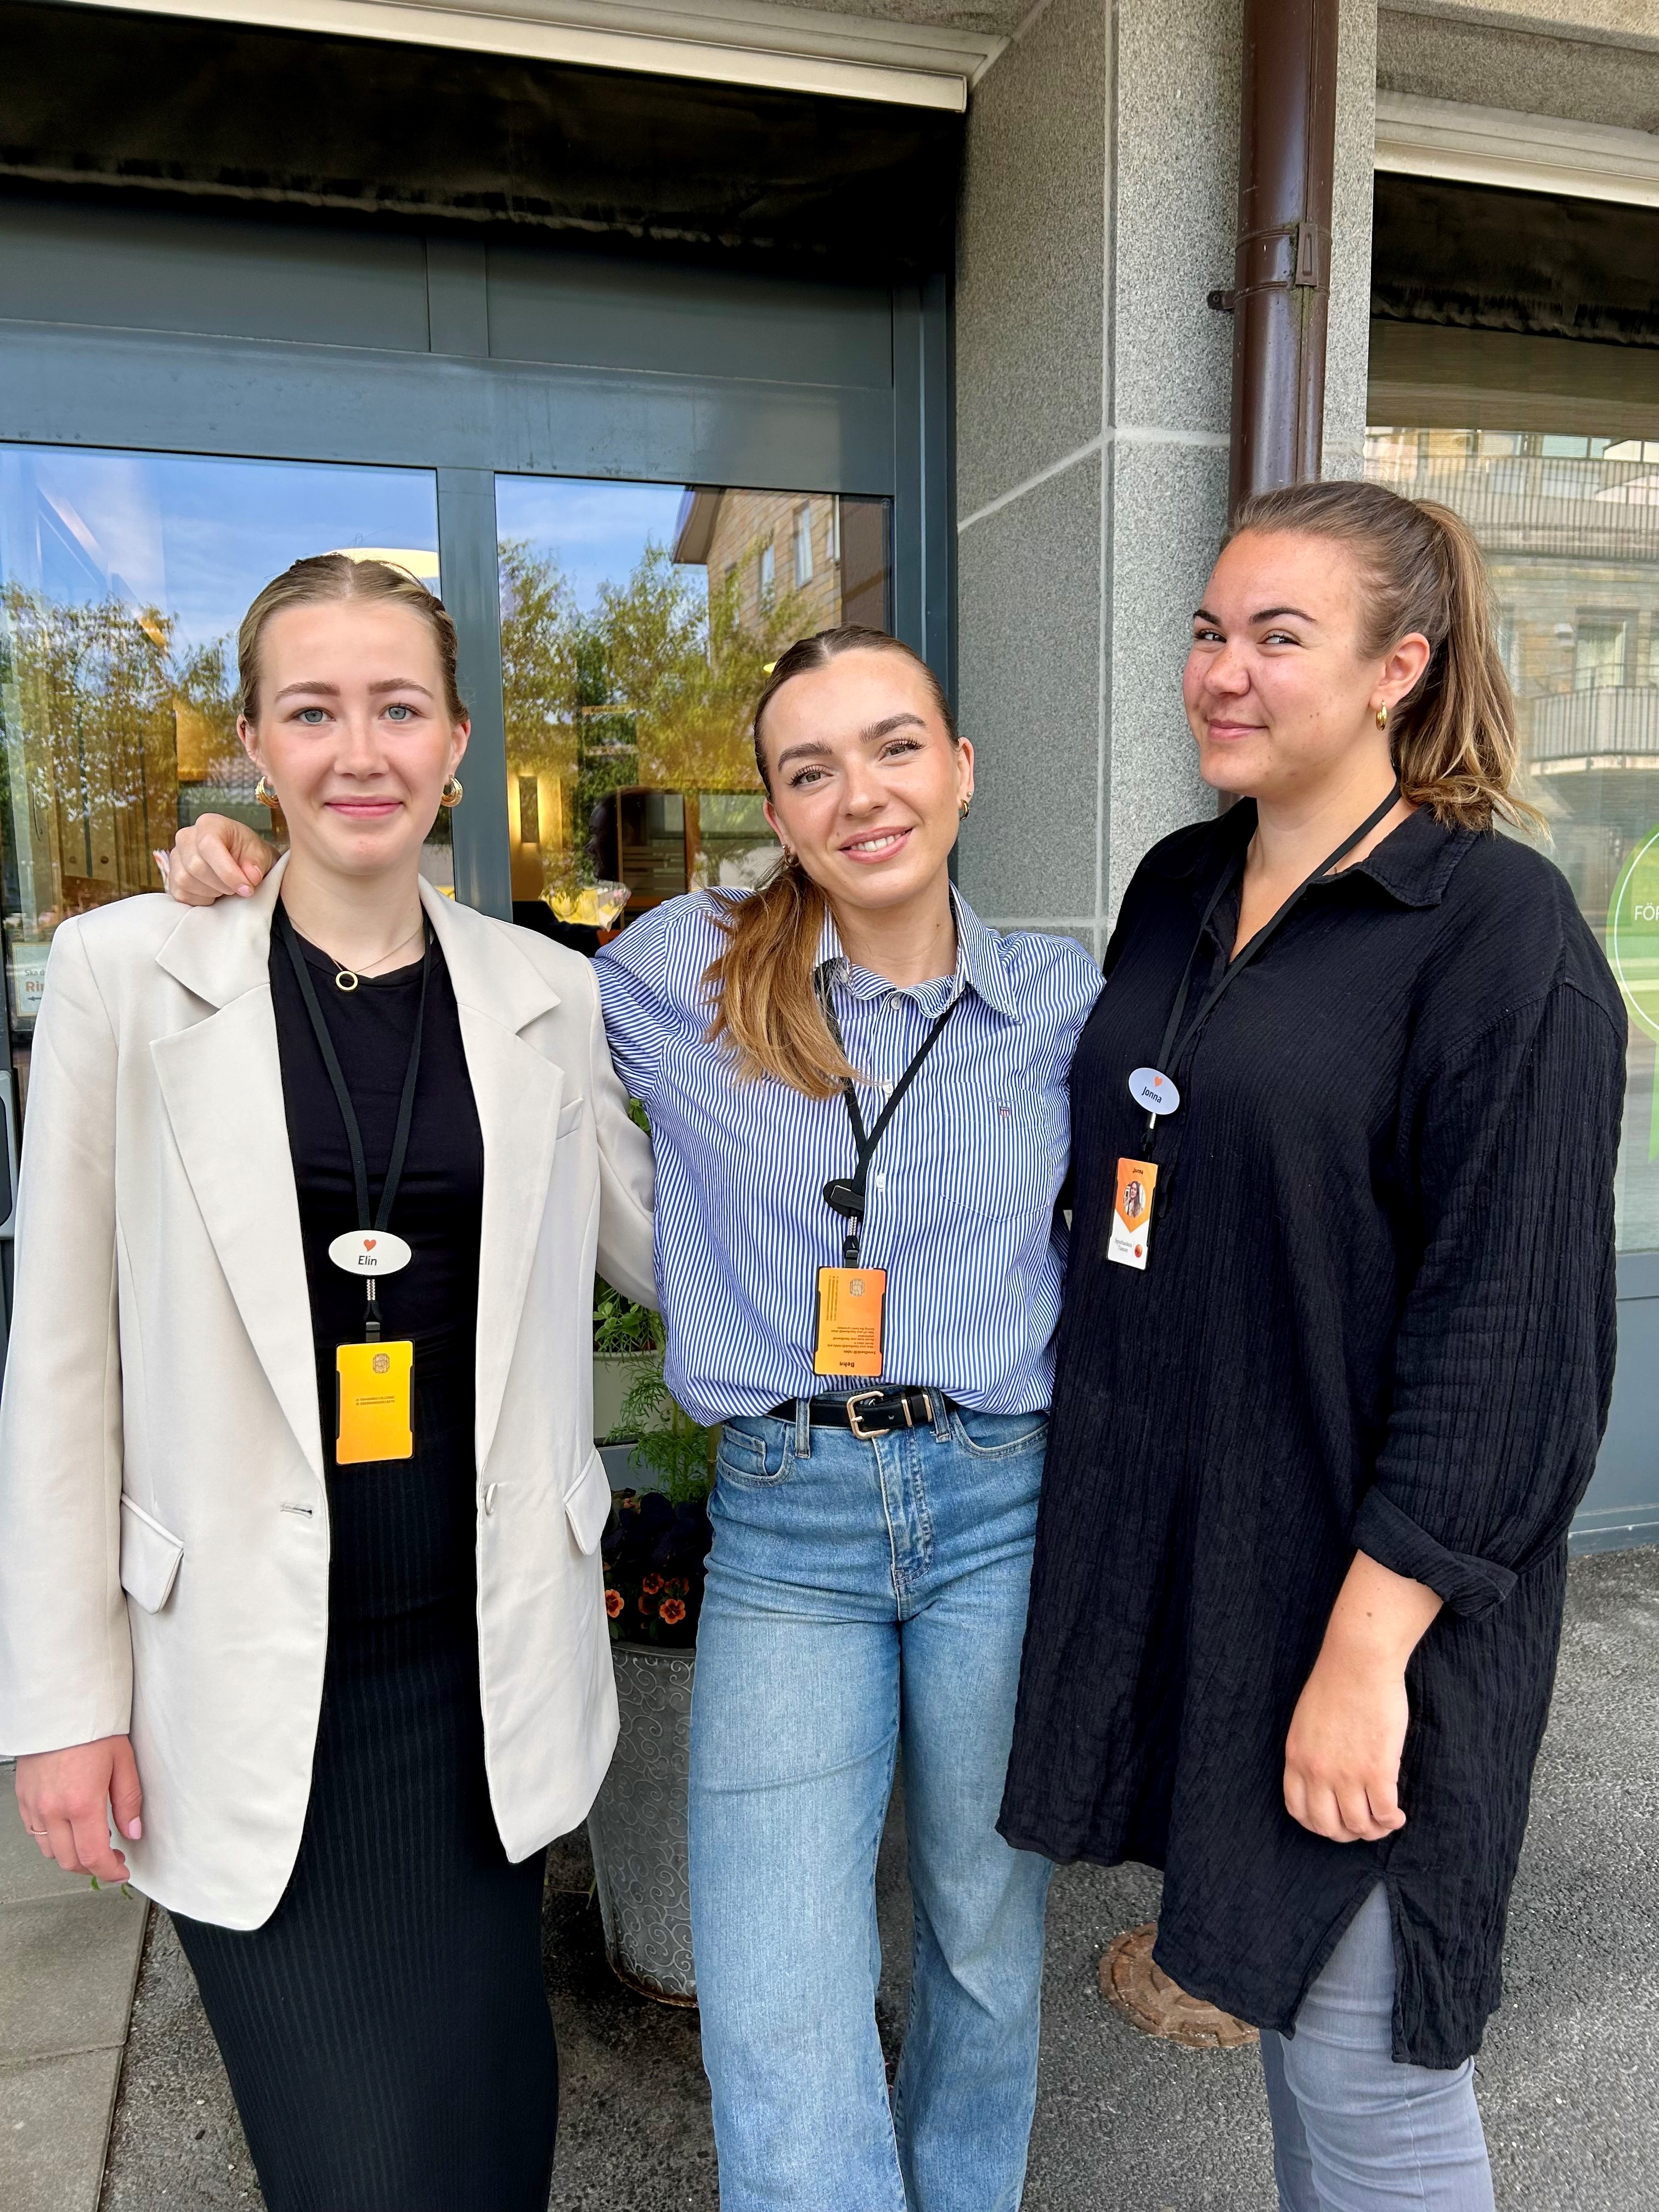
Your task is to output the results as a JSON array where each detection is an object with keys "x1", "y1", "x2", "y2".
[{"x1": 1225, "y1": 0, "x2": 1341, "y2": 510}]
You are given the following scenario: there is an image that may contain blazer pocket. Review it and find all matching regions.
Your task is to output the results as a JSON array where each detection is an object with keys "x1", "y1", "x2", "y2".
[
  {"x1": 563, "y1": 1448, "x2": 612, "y2": 1556},
  {"x1": 555, "y1": 1094, "x2": 585, "y2": 1139},
  {"x1": 119, "y1": 1495, "x2": 185, "y2": 1613}
]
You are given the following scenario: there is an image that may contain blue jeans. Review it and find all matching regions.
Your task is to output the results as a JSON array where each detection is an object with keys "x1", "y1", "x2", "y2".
[
  {"x1": 689, "y1": 1400, "x2": 1053, "y2": 2212},
  {"x1": 1262, "y1": 1887, "x2": 1495, "y2": 2211}
]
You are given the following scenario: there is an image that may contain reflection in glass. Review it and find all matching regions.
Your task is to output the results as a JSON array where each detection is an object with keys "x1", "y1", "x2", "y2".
[
  {"x1": 495, "y1": 477, "x2": 890, "y2": 933},
  {"x1": 1366, "y1": 425, "x2": 1659, "y2": 1248},
  {"x1": 0, "y1": 445, "x2": 439, "y2": 1109}
]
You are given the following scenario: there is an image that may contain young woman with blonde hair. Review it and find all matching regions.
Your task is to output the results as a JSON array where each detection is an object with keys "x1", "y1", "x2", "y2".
[
  {"x1": 3, "y1": 555, "x2": 654, "y2": 2210},
  {"x1": 159, "y1": 620, "x2": 1103, "y2": 2211},
  {"x1": 1002, "y1": 481, "x2": 1625, "y2": 2209}
]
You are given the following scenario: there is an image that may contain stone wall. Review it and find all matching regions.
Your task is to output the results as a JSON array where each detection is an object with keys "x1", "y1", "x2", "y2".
[
  {"x1": 953, "y1": 0, "x2": 1376, "y2": 944},
  {"x1": 1378, "y1": 4, "x2": 1659, "y2": 128}
]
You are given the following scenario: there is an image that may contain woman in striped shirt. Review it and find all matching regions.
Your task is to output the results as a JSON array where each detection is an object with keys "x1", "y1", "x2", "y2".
[{"x1": 163, "y1": 624, "x2": 1101, "y2": 2212}]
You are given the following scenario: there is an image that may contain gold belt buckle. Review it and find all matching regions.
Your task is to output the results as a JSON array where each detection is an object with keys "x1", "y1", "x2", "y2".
[{"x1": 845, "y1": 1389, "x2": 887, "y2": 1440}]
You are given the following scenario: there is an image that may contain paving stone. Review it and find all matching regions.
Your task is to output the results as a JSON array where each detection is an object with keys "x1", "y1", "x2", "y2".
[
  {"x1": 0, "y1": 2049, "x2": 122, "y2": 2212},
  {"x1": 0, "y1": 1784, "x2": 115, "y2": 1906},
  {"x1": 0, "y1": 1889, "x2": 146, "y2": 2066},
  {"x1": 96, "y1": 1550, "x2": 1659, "y2": 2211}
]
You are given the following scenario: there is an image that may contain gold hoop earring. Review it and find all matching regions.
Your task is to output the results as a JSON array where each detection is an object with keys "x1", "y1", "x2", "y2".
[
  {"x1": 254, "y1": 774, "x2": 277, "y2": 809},
  {"x1": 1375, "y1": 705, "x2": 1389, "y2": 731},
  {"x1": 439, "y1": 775, "x2": 464, "y2": 809},
  {"x1": 958, "y1": 793, "x2": 974, "y2": 821}
]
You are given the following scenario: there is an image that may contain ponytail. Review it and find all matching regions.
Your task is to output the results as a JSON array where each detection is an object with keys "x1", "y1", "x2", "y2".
[
  {"x1": 704, "y1": 855, "x2": 856, "y2": 1097},
  {"x1": 1227, "y1": 481, "x2": 1543, "y2": 835},
  {"x1": 704, "y1": 625, "x2": 960, "y2": 1097}
]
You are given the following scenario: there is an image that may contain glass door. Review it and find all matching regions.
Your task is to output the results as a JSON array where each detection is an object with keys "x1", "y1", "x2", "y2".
[
  {"x1": 1365, "y1": 417, "x2": 1659, "y2": 1544},
  {"x1": 0, "y1": 444, "x2": 442, "y2": 1125},
  {"x1": 494, "y1": 475, "x2": 890, "y2": 940}
]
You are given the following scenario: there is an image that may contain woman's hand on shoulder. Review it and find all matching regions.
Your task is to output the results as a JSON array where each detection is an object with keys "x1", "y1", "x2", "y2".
[
  {"x1": 157, "y1": 815, "x2": 274, "y2": 906},
  {"x1": 15, "y1": 1736, "x2": 143, "y2": 1883}
]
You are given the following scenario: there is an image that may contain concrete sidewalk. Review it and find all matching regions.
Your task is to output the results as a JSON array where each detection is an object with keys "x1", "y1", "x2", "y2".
[
  {"x1": 92, "y1": 1544, "x2": 1659, "y2": 2208},
  {"x1": 0, "y1": 1768, "x2": 147, "y2": 2212}
]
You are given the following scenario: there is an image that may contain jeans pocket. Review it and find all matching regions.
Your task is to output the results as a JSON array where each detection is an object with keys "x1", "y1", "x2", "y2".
[
  {"x1": 714, "y1": 1418, "x2": 792, "y2": 1488},
  {"x1": 950, "y1": 1409, "x2": 1050, "y2": 1460}
]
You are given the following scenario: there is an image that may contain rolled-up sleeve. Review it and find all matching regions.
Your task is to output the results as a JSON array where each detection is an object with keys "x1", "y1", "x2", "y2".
[{"x1": 1353, "y1": 977, "x2": 1625, "y2": 1617}]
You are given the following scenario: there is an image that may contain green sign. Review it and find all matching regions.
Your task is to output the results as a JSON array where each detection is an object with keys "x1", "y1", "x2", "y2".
[{"x1": 1607, "y1": 826, "x2": 1659, "y2": 1049}]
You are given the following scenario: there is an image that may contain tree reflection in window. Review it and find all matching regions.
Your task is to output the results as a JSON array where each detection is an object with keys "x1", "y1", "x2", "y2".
[
  {"x1": 500, "y1": 533, "x2": 814, "y2": 921},
  {"x1": 1, "y1": 585, "x2": 242, "y2": 931}
]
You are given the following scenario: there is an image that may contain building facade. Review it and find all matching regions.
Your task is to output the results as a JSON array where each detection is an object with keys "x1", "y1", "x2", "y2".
[{"x1": 1, "y1": 0, "x2": 1655, "y2": 1539}]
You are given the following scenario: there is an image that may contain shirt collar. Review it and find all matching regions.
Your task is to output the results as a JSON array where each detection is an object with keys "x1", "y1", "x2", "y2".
[
  {"x1": 814, "y1": 886, "x2": 1019, "y2": 1020},
  {"x1": 1340, "y1": 805, "x2": 1479, "y2": 910},
  {"x1": 1168, "y1": 799, "x2": 1477, "y2": 915}
]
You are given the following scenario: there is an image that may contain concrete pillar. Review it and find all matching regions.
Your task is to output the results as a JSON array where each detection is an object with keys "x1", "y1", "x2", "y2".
[
  {"x1": 955, "y1": 0, "x2": 1380, "y2": 945},
  {"x1": 955, "y1": 0, "x2": 1234, "y2": 949},
  {"x1": 1325, "y1": 0, "x2": 1378, "y2": 481}
]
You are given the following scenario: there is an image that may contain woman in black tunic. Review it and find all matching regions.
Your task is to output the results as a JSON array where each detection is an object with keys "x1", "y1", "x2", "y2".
[{"x1": 1002, "y1": 482, "x2": 1625, "y2": 2207}]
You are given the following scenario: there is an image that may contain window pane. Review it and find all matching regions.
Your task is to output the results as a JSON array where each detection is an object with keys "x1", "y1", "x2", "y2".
[
  {"x1": 494, "y1": 477, "x2": 890, "y2": 933},
  {"x1": 0, "y1": 445, "x2": 439, "y2": 1115},
  {"x1": 1365, "y1": 424, "x2": 1659, "y2": 1250}
]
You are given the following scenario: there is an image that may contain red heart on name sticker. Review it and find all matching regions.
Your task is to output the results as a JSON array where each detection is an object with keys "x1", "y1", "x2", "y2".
[{"x1": 364, "y1": 1239, "x2": 377, "y2": 1250}]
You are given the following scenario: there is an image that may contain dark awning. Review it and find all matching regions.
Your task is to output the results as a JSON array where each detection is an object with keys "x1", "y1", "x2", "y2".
[
  {"x1": 1372, "y1": 171, "x2": 1659, "y2": 351},
  {"x1": 0, "y1": 0, "x2": 961, "y2": 278}
]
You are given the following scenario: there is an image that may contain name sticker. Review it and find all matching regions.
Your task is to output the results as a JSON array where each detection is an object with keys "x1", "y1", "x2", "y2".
[
  {"x1": 1128, "y1": 1067, "x2": 1180, "y2": 1116},
  {"x1": 1106, "y1": 1157, "x2": 1159, "y2": 1271},
  {"x1": 328, "y1": 1230, "x2": 413, "y2": 1277}
]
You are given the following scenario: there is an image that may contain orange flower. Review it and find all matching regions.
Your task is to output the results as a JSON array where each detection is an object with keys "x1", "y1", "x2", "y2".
[
  {"x1": 659, "y1": 1599, "x2": 687, "y2": 1626},
  {"x1": 605, "y1": 1589, "x2": 624, "y2": 1618},
  {"x1": 641, "y1": 1573, "x2": 664, "y2": 1596}
]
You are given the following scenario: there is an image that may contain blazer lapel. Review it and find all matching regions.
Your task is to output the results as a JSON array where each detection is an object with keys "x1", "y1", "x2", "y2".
[
  {"x1": 151, "y1": 863, "x2": 323, "y2": 1482},
  {"x1": 420, "y1": 887, "x2": 566, "y2": 1480}
]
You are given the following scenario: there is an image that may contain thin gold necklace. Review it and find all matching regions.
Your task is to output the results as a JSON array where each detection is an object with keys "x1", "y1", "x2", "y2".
[{"x1": 331, "y1": 921, "x2": 425, "y2": 993}]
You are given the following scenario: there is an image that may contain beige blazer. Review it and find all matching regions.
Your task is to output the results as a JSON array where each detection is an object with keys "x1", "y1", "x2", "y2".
[{"x1": 0, "y1": 862, "x2": 656, "y2": 1927}]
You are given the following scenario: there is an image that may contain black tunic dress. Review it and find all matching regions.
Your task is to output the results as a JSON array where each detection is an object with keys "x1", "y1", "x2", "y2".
[
  {"x1": 174, "y1": 926, "x2": 558, "y2": 2211},
  {"x1": 1000, "y1": 804, "x2": 1625, "y2": 2068}
]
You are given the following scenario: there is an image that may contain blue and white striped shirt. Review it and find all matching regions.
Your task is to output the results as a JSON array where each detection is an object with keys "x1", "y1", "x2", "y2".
[{"x1": 594, "y1": 889, "x2": 1104, "y2": 1426}]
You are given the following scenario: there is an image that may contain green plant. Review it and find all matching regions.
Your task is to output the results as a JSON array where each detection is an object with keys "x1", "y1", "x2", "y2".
[
  {"x1": 592, "y1": 1274, "x2": 662, "y2": 1357},
  {"x1": 617, "y1": 1361, "x2": 717, "y2": 1505}
]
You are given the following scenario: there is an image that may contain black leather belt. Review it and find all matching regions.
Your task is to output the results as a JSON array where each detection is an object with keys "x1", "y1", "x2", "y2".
[{"x1": 765, "y1": 1388, "x2": 951, "y2": 1441}]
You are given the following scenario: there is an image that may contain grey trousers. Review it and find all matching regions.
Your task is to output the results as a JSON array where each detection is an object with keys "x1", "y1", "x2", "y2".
[{"x1": 1260, "y1": 1887, "x2": 1496, "y2": 2211}]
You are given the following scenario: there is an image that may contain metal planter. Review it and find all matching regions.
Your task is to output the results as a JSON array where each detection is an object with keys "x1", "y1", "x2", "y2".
[{"x1": 586, "y1": 1641, "x2": 697, "y2": 2005}]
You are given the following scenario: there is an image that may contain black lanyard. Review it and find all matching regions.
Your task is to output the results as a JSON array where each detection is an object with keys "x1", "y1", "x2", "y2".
[
  {"x1": 1142, "y1": 779, "x2": 1401, "y2": 1145},
  {"x1": 276, "y1": 904, "x2": 431, "y2": 1339},
  {"x1": 817, "y1": 975, "x2": 957, "y2": 1268}
]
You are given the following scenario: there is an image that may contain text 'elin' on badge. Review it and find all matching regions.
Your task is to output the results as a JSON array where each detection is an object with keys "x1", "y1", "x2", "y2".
[{"x1": 328, "y1": 1229, "x2": 414, "y2": 1277}]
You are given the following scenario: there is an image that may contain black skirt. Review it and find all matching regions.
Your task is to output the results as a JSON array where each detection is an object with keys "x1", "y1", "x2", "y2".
[{"x1": 175, "y1": 1377, "x2": 557, "y2": 2212}]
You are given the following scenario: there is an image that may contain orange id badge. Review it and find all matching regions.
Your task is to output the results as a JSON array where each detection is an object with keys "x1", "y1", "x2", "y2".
[
  {"x1": 335, "y1": 1340, "x2": 415, "y2": 1464},
  {"x1": 1105, "y1": 1158, "x2": 1158, "y2": 1271},
  {"x1": 813, "y1": 1267, "x2": 887, "y2": 1378}
]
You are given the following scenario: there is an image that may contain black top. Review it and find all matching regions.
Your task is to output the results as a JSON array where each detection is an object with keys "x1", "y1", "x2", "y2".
[
  {"x1": 1000, "y1": 804, "x2": 1626, "y2": 2068},
  {"x1": 269, "y1": 925, "x2": 485, "y2": 1470}
]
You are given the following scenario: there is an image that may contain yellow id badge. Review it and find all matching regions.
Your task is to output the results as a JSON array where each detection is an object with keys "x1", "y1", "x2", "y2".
[
  {"x1": 335, "y1": 1340, "x2": 414, "y2": 1464},
  {"x1": 813, "y1": 1267, "x2": 887, "y2": 1378},
  {"x1": 1105, "y1": 1158, "x2": 1158, "y2": 1271}
]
